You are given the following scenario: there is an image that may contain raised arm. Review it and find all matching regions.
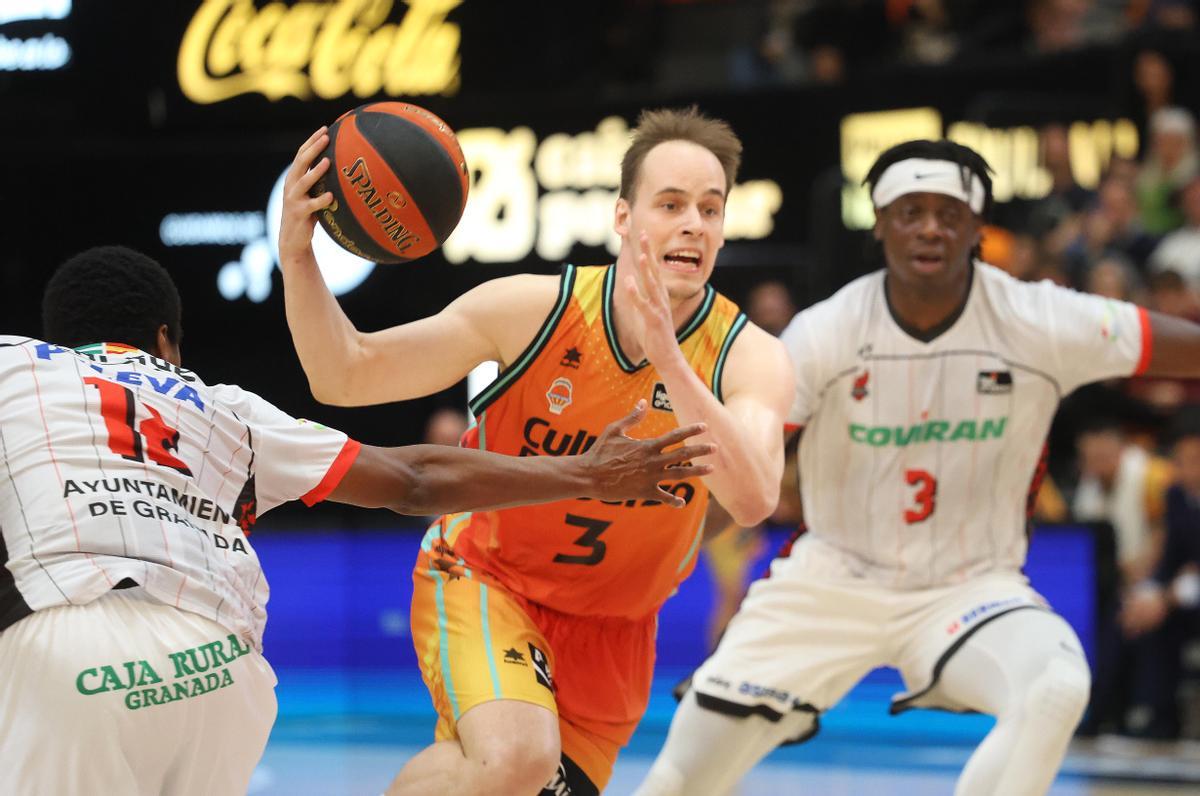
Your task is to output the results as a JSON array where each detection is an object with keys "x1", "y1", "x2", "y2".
[
  {"x1": 327, "y1": 402, "x2": 715, "y2": 515},
  {"x1": 276, "y1": 128, "x2": 555, "y2": 406},
  {"x1": 624, "y1": 235, "x2": 794, "y2": 527},
  {"x1": 690, "y1": 327, "x2": 793, "y2": 525}
]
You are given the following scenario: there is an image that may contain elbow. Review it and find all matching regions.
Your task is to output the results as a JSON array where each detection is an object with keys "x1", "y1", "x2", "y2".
[
  {"x1": 303, "y1": 335, "x2": 371, "y2": 407},
  {"x1": 385, "y1": 450, "x2": 440, "y2": 516},
  {"x1": 309, "y1": 379, "x2": 355, "y2": 407},
  {"x1": 386, "y1": 467, "x2": 428, "y2": 516},
  {"x1": 726, "y1": 486, "x2": 778, "y2": 528}
]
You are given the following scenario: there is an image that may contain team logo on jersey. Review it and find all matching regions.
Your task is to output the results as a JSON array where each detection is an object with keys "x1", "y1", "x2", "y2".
[
  {"x1": 851, "y1": 370, "x2": 870, "y2": 401},
  {"x1": 976, "y1": 370, "x2": 1013, "y2": 394},
  {"x1": 652, "y1": 382, "x2": 673, "y2": 412},
  {"x1": 529, "y1": 643, "x2": 553, "y2": 691},
  {"x1": 546, "y1": 378, "x2": 573, "y2": 415},
  {"x1": 1100, "y1": 300, "x2": 1122, "y2": 342},
  {"x1": 560, "y1": 347, "x2": 583, "y2": 369}
]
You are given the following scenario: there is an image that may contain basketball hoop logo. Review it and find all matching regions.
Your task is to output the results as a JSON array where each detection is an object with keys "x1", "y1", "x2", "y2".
[{"x1": 546, "y1": 378, "x2": 573, "y2": 415}]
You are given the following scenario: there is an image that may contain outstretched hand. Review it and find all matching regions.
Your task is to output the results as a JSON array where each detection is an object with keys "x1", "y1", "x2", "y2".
[
  {"x1": 624, "y1": 232, "x2": 684, "y2": 367},
  {"x1": 581, "y1": 400, "x2": 715, "y2": 507},
  {"x1": 278, "y1": 127, "x2": 335, "y2": 267}
]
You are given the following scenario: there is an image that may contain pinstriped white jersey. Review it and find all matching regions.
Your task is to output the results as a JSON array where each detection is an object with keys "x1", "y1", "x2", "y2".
[
  {"x1": 0, "y1": 337, "x2": 357, "y2": 648},
  {"x1": 782, "y1": 263, "x2": 1150, "y2": 589}
]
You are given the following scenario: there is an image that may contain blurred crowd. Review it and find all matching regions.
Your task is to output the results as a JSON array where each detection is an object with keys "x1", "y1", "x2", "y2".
[{"x1": 735, "y1": 0, "x2": 1199, "y2": 86}]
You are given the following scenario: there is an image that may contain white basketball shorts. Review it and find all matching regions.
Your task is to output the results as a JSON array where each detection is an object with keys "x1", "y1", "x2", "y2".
[
  {"x1": 690, "y1": 535, "x2": 1050, "y2": 735},
  {"x1": 0, "y1": 586, "x2": 277, "y2": 795}
]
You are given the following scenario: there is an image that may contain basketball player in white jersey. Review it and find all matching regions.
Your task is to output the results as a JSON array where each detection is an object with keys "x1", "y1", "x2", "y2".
[
  {"x1": 636, "y1": 139, "x2": 1200, "y2": 796},
  {"x1": 0, "y1": 246, "x2": 713, "y2": 796}
]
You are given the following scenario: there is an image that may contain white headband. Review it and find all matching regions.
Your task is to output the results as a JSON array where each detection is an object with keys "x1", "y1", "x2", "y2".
[{"x1": 871, "y1": 158, "x2": 986, "y2": 214}]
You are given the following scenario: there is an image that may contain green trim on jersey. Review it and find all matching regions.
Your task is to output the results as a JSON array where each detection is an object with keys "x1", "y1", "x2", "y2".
[
  {"x1": 712, "y1": 313, "x2": 748, "y2": 403},
  {"x1": 601, "y1": 265, "x2": 717, "y2": 374},
  {"x1": 468, "y1": 265, "x2": 578, "y2": 417}
]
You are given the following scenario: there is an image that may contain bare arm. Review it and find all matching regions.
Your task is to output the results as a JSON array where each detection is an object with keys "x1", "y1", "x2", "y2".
[
  {"x1": 276, "y1": 128, "x2": 554, "y2": 406},
  {"x1": 624, "y1": 235, "x2": 794, "y2": 526},
  {"x1": 327, "y1": 402, "x2": 715, "y2": 516},
  {"x1": 701, "y1": 427, "x2": 802, "y2": 543},
  {"x1": 1144, "y1": 311, "x2": 1200, "y2": 378}
]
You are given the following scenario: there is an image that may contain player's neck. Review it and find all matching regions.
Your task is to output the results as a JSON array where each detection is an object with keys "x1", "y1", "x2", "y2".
[
  {"x1": 884, "y1": 263, "x2": 973, "y2": 342},
  {"x1": 610, "y1": 260, "x2": 704, "y2": 363}
]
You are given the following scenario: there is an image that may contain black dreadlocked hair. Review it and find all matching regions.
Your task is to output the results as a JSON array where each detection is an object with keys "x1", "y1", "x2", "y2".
[
  {"x1": 42, "y1": 246, "x2": 182, "y2": 353},
  {"x1": 863, "y1": 139, "x2": 996, "y2": 221},
  {"x1": 862, "y1": 139, "x2": 995, "y2": 264}
]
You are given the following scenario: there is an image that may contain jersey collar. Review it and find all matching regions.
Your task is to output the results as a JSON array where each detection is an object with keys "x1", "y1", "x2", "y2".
[
  {"x1": 883, "y1": 264, "x2": 976, "y2": 345},
  {"x1": 601, "y1": 264, "x2": 716, "y2": 373}
]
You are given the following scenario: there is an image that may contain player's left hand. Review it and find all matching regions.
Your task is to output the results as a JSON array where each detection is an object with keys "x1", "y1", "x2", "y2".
[
  {"x1": 581, "y1": 400, "x2": 715, "y2": 507},
  {"x1": 625, "y1": 232, "x2": 686, "y2": 367}
]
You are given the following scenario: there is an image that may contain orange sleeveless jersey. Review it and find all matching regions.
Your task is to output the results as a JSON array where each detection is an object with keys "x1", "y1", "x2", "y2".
[{"x1": 437, "y1": 264, "x2": 747, "y2": 619}]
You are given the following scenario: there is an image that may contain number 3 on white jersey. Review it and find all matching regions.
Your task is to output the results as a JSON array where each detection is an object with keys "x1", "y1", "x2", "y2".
[{"x1": 904, "y1": 469, "x2": 937, "y2": 524}]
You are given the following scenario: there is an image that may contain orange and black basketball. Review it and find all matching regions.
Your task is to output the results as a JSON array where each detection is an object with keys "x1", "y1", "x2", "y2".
[{"x1": 311, "y1": 102, "x2": 469, "y2": 263}]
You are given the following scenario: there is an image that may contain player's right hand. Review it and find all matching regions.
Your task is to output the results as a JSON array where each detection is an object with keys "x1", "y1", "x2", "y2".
[
  {"x1": 278, "y1": 128, "x2": 334, "y2": 268},
  {"x1": 581, "y1": 400, "x2": 715, "y2": 507}
]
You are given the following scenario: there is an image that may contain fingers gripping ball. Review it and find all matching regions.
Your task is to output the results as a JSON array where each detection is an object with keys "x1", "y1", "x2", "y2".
[{"x1": 310, "y1": 102, "x2": 469, "y2": 263}]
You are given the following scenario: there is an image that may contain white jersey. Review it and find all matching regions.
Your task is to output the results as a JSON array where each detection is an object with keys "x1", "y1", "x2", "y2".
[
  {"x1": 781, "y1": 263, "x2": 1149, "y2": 589},
  {"x1": 0, "y1": 337, "x2": 359, "y2": 648}
]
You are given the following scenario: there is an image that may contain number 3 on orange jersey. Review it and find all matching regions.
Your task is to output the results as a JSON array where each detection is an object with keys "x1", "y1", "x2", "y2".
[
  {"x1": 904, "y1": 469, "x2": 937, "y2": 524},
  {"x1": 552, "y1": 514, "x2": 612, "y2": 566}
]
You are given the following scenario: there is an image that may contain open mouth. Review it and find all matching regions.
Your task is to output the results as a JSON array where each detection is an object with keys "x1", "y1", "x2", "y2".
[
  {"x1": 913, "y1": 253, "x2": 945, "y2": 271},
  {"x1": 663, "y1": 249, "x2": 702, "y2": 272}
]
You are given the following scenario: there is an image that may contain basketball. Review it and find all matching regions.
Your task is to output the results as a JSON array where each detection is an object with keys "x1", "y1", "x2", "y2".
[{"x1": 310, "y1": 102, "x2": 469, "y2": 264}]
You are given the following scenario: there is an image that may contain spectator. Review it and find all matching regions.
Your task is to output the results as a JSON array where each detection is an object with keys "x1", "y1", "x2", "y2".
[
  {"x1": 423, "y1": 406, "x2": 469, "y2": 447},
  {"x1": 1085, "y1": 252, "x2": 1144, "y2": 302},
  {"x1": 1122, "y1": 413, "x2": 1200, "y2": 738},
  {"x1": 743, "y1": 279, "x2": 796, "y2": 337},
  {"x1": 1126, "y1": 270, "x2": 1200, "y2": 412},
  {"x1": 1132, "y1": 49, "x2": 1176, "y2": 124},
  {"x1": 1027, "y1": 123, "x2": 1097, "y2": 240},
  {"x1": 1129, "y1": 0, "x2": 1199, "y2": 33},
  {"x1": 1147, "y1": 268, "x2": 1200, "y2": 322},
  {"x1": 1136, "y1": 107, "x2": 1199, "y2": 235},
  {"x1": 1148, "y1": 175, "x2": 1200, "y2": 287},
  {"x1": 1065, "y1": 176, "x2": 1158, "y2": 281},
  {"x1": 1073, "y1": 421, "x2": 1172, "y2": 586},
  {"x1": 1025, "y1": 0, "x2": 1123, "y2": 54},
  {"x1": 1073, "y1": 419, "x2": 1173, "y2": 735}
]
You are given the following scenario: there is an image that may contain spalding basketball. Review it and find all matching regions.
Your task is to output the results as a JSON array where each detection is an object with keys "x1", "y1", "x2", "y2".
[{"x1": 311, "y1": 102, "x2": 469, "y2": 263}]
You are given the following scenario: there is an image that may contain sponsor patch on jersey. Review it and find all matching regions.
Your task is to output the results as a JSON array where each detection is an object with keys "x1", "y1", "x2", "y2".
[
  {"x1": 529, "y1": 643, "x2": 553, "y2": 691},
  {"x1": 546, "y1": 377, "x2": 573, "y2": 415},
  {"x1": 849, "y1": 417, "x2": 1007, "y2": 446},
  {"x1": 944, "y1": 595, "x2": 1032, "y2": 635},
  {"x1": 851, "y1": 370, "x2": 870, "y2": 401},
  {"x1": 502, "y1": 647, "x2": 527, "y2": 666},
  {"x1": 976, "y1": 370, "x2": 1012, "y2": 394},
  {"x1": 652, "y1": 382, "x2": 673, "y2": 412}
]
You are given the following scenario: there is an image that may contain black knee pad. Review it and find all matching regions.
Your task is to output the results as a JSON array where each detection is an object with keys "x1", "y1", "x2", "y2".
[{"x1": 540, "y1": 753, "x2": 599, "y2": 796}]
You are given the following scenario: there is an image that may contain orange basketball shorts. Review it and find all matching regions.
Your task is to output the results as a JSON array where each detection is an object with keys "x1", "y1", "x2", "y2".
[{"x1": 411, "y1": 553, "x2": 657, "y2": 791}]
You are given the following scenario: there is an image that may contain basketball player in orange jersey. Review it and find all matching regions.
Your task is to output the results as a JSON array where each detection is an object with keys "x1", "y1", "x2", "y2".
[{"x1": 277, "y1": 109, "x2": 794, "y2": 795}]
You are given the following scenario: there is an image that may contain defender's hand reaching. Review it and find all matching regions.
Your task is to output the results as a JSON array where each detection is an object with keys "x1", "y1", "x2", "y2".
[{"x1": 579, "y1": 400, "x2": 715, "y2": 507}]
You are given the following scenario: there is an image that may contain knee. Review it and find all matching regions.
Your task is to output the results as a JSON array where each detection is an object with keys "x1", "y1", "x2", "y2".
[
  {"x1": 1025, "y1": 657, "x2": 1091, "y2": 730},
  {"x1": 479, "y1": 732, "x2": 562, "y2": 795}
]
